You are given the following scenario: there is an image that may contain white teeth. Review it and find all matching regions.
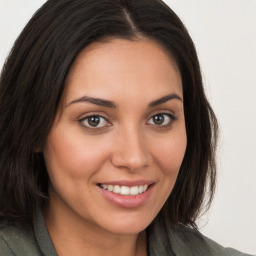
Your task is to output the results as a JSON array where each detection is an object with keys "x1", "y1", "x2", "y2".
[
  {"x1": 100, "y1": 184, "x2": 149, "y2": 196},
  {"x1": 108, "y1": 185, "x2": 113, "y2": 192},
  {"x1": 130, "y1": 186, "x2": 139, "y2": 195},
  {"x1": 120, "y1": 186, "x2": 130, "y2": 195},
  {"x1": 138, "y1": 185, "x2": 144, "y2": 194},
  {"x1": 113, "y1": 185, "x2": 121, "y2": 193}
]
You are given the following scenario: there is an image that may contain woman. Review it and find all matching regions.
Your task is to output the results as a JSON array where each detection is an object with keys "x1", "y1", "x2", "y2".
[{"x1": 0, "y1": 0, "x2": 252, "y2": 255}]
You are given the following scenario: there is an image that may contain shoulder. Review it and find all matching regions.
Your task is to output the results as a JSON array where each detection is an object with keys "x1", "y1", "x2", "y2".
[
  {"x1": 148, "y1": 218, "x2": 253, "y2": 256},
  {"x1": 170, "y1": 224, "x2": 252, "y2": 256},
  {"x1": 0, "y1": 221, "x2": 42, "y2": 256}
]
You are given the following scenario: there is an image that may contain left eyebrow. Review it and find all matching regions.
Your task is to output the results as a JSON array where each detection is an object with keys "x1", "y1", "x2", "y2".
[{"x1": 148, "y1": 93, "x2": 183, "y2": 107}]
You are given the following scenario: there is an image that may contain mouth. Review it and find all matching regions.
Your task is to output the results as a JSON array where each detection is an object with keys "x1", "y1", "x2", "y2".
[
  {"x1": 97, "y1": 184, "x2": 149, "y2": 196},
  {"x1": 96, "y1": 180, "x2": 155, "y2": 208}
]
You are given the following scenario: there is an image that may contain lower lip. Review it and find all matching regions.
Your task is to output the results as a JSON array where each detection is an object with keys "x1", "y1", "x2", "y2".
[{"x1": 98, "y1": 185, "x2": 154, "y2": 208}]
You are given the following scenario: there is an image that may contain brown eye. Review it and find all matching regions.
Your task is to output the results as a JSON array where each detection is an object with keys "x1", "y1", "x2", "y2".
[
  {"x1": 80, "y1": 115, "x2": 109, "y2": 128},
  {"x1": 148, "y1": 113, "x2": 175, "y2": 126},
  {"x1": 87, "y1": 116, "x2": 100, "y2": 127},
  {"x1": 152, "y1": 114, "x2": 165, "y2": 125}
]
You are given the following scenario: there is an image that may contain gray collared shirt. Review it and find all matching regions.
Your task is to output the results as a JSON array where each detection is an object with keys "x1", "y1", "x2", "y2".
[{"x1": 0, "y1": 210, "x2": 254, "y2": 256}]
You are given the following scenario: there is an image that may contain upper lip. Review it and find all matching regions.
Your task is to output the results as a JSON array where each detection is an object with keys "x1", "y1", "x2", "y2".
[{"x1": 97, "y1": 180, "x2": 155, "y2": 187}]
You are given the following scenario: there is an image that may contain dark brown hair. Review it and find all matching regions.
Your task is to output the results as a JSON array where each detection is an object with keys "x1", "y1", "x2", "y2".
[{"x1": 0, "y1": 0, "x2": 218, "y2": 228}]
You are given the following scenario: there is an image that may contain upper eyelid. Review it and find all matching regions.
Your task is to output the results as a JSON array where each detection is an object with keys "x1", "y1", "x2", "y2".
[
  {"x1": 147, "y1": 110, "x2": 176, "y2": 120},
  {"x1": 148, "y1": 107, "x2": 176, "y2": 114},
  {"x1": 78, "y1": 112, "x2": 110, "y2": 121}
]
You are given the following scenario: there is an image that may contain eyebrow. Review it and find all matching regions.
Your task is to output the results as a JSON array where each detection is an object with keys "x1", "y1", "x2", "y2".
[
  {"x1": 66, "y1": 93, "x2": 182, "y2": 108},
  {"x1": 66, "y1": 95, "x2": 117, "y2": 108},
  {"x1": 148, "y1": 93, "x2": 182, "y2": 107}
]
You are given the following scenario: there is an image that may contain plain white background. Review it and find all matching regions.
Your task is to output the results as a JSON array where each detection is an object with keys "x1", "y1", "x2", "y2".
[{"x1": 0, "y1": 0, "x2": 255, "y2": 254}]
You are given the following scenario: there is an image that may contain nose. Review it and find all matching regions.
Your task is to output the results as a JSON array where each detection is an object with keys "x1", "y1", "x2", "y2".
[{"x1": 111, "y1": 126, "x2": 152, "y2": 172}]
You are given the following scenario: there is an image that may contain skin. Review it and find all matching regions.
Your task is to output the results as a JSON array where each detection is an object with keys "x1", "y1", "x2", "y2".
[{"x1": 43, "y1": 38, "x2": 187, "y2": 256}]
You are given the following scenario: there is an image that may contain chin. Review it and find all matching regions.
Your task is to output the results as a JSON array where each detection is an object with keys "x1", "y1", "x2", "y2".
[{"x1": 96, "y1": 214, "x2": 155, "y2": 235}]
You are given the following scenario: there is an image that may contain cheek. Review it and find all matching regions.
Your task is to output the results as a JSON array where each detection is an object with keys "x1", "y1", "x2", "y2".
[
  {"x1": 152, "y1": 129, "x2": 187, "y2": 176},
  {"x1": 43, "y1": 127, "x2": 111, "y2": 180}
]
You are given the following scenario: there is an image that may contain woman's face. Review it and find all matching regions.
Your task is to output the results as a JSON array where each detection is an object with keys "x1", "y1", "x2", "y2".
[{"x1": 43, "y1": 38, "x2": 187, "y2": 235}]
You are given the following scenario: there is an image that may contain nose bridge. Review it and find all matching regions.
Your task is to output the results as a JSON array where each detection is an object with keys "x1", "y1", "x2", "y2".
[{"x1": 111, "y1": 123, "x2": 150, "y2": 171}]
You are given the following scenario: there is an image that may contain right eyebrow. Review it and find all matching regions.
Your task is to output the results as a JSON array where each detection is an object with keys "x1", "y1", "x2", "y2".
[{"x1": 65, "y1": 95, "x2": 117, "y2": 108}]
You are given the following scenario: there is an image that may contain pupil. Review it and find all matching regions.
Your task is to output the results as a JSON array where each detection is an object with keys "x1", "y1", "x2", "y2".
[
  {"x1": 88, "y1": 116, "x2": 100, "y2": 126},
  {"x1": 153, "y1": 114, "x2": 164, "y2": 125}
]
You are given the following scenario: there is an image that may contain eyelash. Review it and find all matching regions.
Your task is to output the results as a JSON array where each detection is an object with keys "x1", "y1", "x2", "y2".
[
  {"x1": 147, "y1": 113, "x2": 177, "y2": 127},
  {"x1": 79, "y1": 112, "x2": 177, "y2": 131},
  {"x1": 79, "y1": 115, "x2": 111, "y2": 130}
]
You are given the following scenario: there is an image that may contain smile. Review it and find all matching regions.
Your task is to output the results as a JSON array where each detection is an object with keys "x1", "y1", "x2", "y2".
[{"x1": 99, "y1": 184, "x2": 148, "y2": 196}]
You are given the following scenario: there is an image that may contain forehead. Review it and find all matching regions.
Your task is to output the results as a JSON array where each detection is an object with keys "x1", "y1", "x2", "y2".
[{"x1": 63, "y1": 38, "x2": 183, "y2": 104}]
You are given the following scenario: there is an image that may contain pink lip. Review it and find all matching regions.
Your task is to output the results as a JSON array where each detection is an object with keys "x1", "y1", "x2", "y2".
[{"x1": 97, "y1": 182, "x2": 155, "y2": 208}]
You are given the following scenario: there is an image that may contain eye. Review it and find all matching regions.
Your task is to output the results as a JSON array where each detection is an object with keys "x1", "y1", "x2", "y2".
[
  {"x1": 80, "y1": 115, "x2": 110, "y2": 129},
  {"x1": 147, "y1": 113, "x2": 176, "y2": 126}
]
